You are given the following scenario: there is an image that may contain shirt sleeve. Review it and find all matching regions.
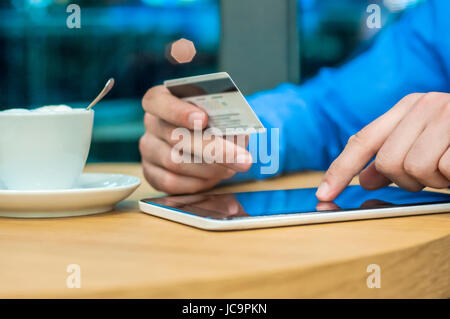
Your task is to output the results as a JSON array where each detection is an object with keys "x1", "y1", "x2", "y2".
[{"x1": 229, "y1": 0, "x2": 449, "y2": 182}]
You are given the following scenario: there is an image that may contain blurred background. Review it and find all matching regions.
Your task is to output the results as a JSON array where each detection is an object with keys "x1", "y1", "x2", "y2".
[{"x1": 0, "y1": 0, "x2": 422, "y2": 162}]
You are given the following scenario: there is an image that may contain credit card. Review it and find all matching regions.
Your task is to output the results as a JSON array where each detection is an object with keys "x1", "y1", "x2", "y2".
[{"x1": 164, "y1": 72, "x2": 265, "y2": 135}]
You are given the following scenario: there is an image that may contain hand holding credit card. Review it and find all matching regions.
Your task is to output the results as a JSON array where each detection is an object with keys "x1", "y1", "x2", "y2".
[
  {"x1": 164, "y1": 72, "x2": 265, "y2": 135},
  {"x1": 140, "y1": 72, "x2": 258, "y2": 194}
]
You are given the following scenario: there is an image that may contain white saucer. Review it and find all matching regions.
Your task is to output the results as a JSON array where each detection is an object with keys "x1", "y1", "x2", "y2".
[{"x1": 0, "y1": 173, "x2": 141, "y2": 218}]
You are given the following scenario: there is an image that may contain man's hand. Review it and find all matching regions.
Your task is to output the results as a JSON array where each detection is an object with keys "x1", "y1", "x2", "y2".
[
  {"x1": 139, "y1": 85, "x2": 252, "y2": 194},
  {"x1": 316, "y1": 92, "x2": 450, "y2": 201}
]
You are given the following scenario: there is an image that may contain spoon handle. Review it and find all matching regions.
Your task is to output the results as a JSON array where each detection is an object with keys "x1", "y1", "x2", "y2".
[{"x1": 87, "y1": 78, "x2": 115, "y2": 110}]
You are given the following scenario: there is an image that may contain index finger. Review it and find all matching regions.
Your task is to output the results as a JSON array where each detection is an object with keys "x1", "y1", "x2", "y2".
[
  {"x1": 316, "y1": 93, "x2": 423, "y2": 201},
  {"x1": 142, "y1": 85, "x2": 208, "y2": 130}
]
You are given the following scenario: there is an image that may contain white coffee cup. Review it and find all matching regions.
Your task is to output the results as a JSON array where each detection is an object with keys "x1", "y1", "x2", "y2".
[{"x1": 0, "y1": 107, "x2": 94, "y2": 190}]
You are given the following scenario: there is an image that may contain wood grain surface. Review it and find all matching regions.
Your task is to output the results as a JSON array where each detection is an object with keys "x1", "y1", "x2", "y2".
[{"x1": 0, "y1": 163, "x2": 448, "y2": 298}]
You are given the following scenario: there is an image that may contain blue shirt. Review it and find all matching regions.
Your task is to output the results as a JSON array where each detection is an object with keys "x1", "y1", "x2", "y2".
[{"x1": 234, "y1": 0, "x2": 450, "y2": 182}]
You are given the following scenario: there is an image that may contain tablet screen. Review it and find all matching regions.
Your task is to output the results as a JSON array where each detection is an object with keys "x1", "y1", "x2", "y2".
[{"x1": 143, "y1": 186, "x2": 450, "y2": 220}]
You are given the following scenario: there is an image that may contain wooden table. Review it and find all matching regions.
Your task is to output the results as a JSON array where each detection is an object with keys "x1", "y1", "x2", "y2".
[{"x1": 0, "y1": 163, "x2": 449, "y2": 298}]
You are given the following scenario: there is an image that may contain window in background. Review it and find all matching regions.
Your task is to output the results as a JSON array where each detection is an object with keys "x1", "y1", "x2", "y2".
[
  {"x1": 297, "y1": 0, "x2": 422, "y2": 81},
  {"x1": 0, "y1": 0, "x2": 220, "y2": 162}
]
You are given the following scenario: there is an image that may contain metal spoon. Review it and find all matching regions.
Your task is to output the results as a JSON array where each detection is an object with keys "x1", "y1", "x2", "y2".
[{"x1": 86, "y1": 78, "x2": 115, "y2": 110}]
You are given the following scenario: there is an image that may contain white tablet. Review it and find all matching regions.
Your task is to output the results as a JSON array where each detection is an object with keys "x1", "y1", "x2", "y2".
[{"x1": 139, "y1": 186, "x2": 450, "y2": 231}]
